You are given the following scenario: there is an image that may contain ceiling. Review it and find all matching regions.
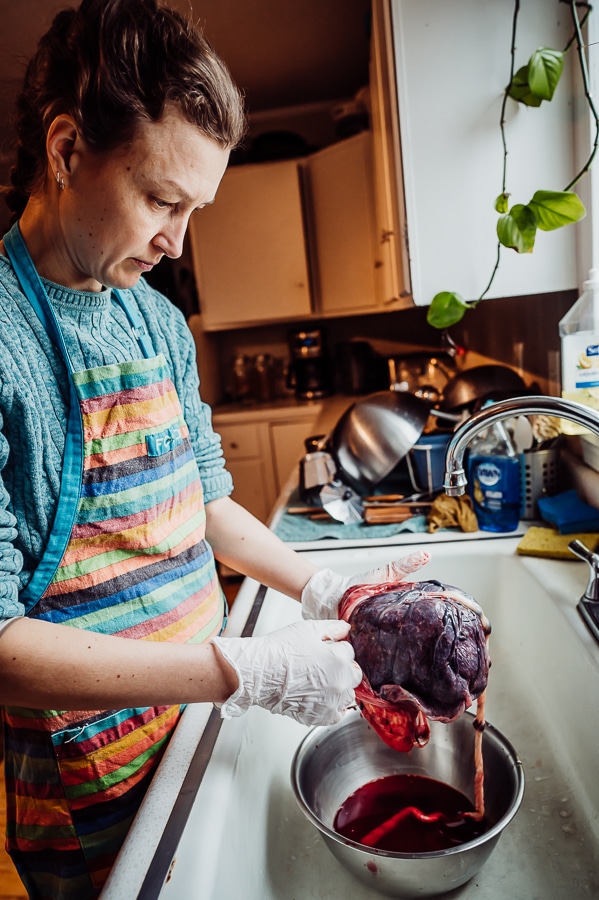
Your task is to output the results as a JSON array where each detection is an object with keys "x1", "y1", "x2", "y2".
[{"x1": 0, "y1": 0, "x2": 372, "y2": 162}]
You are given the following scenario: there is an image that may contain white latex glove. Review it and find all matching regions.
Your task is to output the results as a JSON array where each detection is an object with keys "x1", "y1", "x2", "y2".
[
  {"x1": 212, "y1": 619, "x2": 361, "y2": 726},
  {"x1": 301, "y1": 548, "x2": 431, "y2": 620}
]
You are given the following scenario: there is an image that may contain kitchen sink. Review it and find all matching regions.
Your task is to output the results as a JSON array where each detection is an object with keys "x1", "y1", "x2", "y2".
[{"x1": 108, "y1": 538, "x2": 599, "y2": 899}]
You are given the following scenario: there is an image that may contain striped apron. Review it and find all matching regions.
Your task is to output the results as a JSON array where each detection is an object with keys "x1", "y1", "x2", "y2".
[{"x1": 1, "y1": 223, "x2": 225, "y2": 899}]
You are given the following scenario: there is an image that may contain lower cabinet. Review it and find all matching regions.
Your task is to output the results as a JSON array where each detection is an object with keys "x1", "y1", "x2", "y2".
[
  {"x1": 213, "y1": 404, "x2": 323, "y2": 524},
  {"x1": 217, "y1": 422, "x2": 278, "y2": 524}
]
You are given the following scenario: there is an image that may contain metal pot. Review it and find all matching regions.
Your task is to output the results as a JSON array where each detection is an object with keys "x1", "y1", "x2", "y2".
[{"x1": 440, "y1": 365, "x2": 527, "y2": 412}]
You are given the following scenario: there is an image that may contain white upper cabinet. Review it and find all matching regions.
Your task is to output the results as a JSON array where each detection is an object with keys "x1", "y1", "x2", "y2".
[
  {"x1": 304, "y1": 131, "x2": 384, "y2": 317},
  {"x1": 187, "y1": 2, "x2": 413, "y2": 331},
  {"x1": 188, "y1": 159, "x2": 312, "y2": 330},
  {"x1": 390, "y1": 0, "x2": 580, "y2": 306},
  {"x1": 188, "y1": 128, "x2": 408, "y2": 330}
]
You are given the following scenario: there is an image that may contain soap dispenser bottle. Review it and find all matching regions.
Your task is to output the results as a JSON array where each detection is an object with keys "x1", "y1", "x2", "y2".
[
  {"x1": 559, "y1": 268, "x2": 599, "y2": 434},
  {"x1": 467, "y1": 421, "x2": 521, "y2": 532}
]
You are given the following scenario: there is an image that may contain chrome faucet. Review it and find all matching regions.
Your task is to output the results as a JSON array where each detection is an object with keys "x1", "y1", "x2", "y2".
[
  {"x1": 443, "y1": 394, "x2": 599, "y2": 643},
  {"x1": 443, "y1": 395, "x2": 599, "y2": 496},
  {"x1": 568, "y1": 539, "x2": 599, "y2": 642}
]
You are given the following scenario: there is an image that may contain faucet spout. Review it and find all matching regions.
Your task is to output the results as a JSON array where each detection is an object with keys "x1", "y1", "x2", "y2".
[{"x1": 444, "y1": 395, "x2": 599, "y2": 496}]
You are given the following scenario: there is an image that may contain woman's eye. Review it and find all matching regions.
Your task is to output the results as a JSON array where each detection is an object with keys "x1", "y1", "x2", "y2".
[{"x1": 153, "y1": 197, "x2": 173, "y2": 210}]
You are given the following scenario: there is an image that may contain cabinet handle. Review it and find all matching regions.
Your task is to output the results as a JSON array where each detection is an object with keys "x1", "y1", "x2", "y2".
[{"x1": 229, "y1": 441, "x2": 238, "y2": 450}]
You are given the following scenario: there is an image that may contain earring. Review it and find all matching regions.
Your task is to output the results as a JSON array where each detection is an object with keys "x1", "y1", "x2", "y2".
[{"x1": 55, "y1": 171, "x2": 65, "y2": 191}]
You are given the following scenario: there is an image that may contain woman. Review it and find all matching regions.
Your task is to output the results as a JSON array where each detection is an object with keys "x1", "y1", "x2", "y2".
[{"x1": 0, "y1": 1, "x2": 428, "y2": 897}]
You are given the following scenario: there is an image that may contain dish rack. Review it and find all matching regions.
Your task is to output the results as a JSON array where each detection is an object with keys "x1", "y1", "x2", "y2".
[{"x1": 520, "y1": 446, "x2": 561, "y2": 519}]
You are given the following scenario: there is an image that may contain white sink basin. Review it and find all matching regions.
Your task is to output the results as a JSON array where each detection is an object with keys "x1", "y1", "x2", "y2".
[{"x1": 131, "y1": 538, "x2": 599, "y2": 898}]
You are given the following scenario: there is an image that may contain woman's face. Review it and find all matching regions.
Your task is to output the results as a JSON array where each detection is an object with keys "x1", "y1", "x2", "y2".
[{"x1": 56, "y1": 106, "x2": 230, "y2": 291}]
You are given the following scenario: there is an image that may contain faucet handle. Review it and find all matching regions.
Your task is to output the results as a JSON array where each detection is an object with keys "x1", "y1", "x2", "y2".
[
  {"x1": 568, "y1": 539, "x2": 599, "y2": 602},
  {"x1": 569, "y1": 539, "x2": 599, "y2": 644}
]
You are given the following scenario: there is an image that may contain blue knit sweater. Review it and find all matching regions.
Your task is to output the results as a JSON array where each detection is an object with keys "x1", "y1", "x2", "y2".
[{"x1": 0, "y1": 254, "x2": 233, "y2": 623}]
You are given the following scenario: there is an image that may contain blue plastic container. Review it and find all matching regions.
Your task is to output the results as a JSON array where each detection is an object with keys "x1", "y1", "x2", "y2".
[{"x1": 407, "y1": 432, "x2": 452, "y2": 493}]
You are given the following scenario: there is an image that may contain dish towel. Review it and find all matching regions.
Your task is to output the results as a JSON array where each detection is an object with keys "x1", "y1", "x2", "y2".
[{"x1": 273, "y1": 512, "x2": 428, "y2": 543}]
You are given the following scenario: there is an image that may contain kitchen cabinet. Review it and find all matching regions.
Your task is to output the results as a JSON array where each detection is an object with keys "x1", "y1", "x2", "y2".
[
  {"x1": 189, "y1": 134, "x2": 403, "y2": 330},
  {"x1": 390, "y1": 0, "x2": 580, "y2": 305},
  {"x1": 189, "y1": 129, "x2": 408, "y2": 331},
  {"x1": 213, "y1": 402, "x2": 323, "y2": 523},
  {"x1": 188, "y1": 159, "x2": 312, "y2": 330},
  {"x1": 189, "y1": 1, "x2": 581, "y2": 333},
  {"x1": 304, "y1": 132, "x2": 383, "y2": 316},
  {"x1": 187, "y1": 4, "x2": 412, "y2": 331},
  {"x1": 216, "y1": 422, "x2": 278, "y2": 524}
]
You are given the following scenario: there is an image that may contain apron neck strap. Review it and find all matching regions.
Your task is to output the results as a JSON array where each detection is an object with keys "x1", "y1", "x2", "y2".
[
  {"x1": 3, "y1": 221, "x2": 156, "y2": 361},
  {"x1": 4, "y1": 222, "x2": 75, "y2": 370},
  {"x1": 112, "y1": 291, "x2": 156, "y2": 359}
]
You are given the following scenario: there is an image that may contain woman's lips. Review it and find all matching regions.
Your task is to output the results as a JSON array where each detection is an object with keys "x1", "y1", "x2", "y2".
[{"x1": 133, "y1": 258, "x2": 156, "y2": 272}]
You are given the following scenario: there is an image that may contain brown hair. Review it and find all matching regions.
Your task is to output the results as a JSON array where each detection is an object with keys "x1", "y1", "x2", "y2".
[{"x1": 5, "y1": 0, "x2": 246, "y2": 219}]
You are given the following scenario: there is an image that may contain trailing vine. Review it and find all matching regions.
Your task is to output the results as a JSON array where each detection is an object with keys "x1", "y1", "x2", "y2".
[{"x1": 427, "y1": 0, "x2": 597, "y2": 330}]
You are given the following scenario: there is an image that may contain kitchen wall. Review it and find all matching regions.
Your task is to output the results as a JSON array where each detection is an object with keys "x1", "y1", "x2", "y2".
[{"x1": 171, "y1": 277, "x2": 577, "y2": 406}]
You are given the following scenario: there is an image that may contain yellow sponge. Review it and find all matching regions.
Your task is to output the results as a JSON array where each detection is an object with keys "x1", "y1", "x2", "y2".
[{"x1": 516, "y1": 526, "x2": 599, "y2": 560}]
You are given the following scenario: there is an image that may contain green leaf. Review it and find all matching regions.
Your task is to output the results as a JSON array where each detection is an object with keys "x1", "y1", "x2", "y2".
[
  {"x1": 508, "y1": 65, "x2": 543, "y2": 107},
  {"x1": 528, "y1": 48, "x2": 564, "y2": 101},
  {"x1": 495, "y1": 193, "x2": 510, "y2": 214},
  {"x1": 528, "y1": 190, "x2": 586, "y2": 231},
  {"x1": 496, "y1": 204, "x2": 537, "y2": 253},
  {"x1": 427, "y1": 292, "x2": 470, "y2": 329}
]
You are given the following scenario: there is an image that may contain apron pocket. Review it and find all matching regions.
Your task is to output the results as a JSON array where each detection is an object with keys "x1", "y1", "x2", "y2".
[{"x1": 51, "y1": 704, "x2": 181, "y2": 888}]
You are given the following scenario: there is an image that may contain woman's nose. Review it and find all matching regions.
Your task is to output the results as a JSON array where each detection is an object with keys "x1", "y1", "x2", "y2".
[{"x1": 154, "y1": 218, "x2": 187, "y2": 259}]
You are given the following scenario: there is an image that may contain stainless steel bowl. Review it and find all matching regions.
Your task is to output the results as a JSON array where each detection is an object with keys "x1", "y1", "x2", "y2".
[
  {"x1": 291, "y1": 709, "x2": 524, "y2": 898},
  {"x1": 329, "y1": 391, "x2": 431, "y2": 490}
]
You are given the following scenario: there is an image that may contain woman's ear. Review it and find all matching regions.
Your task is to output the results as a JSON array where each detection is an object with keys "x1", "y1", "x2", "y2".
[{"x1": 46, "y1": 115, "x2": 80, "y2": 187}]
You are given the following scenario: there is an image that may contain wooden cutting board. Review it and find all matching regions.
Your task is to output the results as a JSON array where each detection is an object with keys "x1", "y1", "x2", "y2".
[{"x1": 363, "y1": 504, "x2": 431, "y2": 524}]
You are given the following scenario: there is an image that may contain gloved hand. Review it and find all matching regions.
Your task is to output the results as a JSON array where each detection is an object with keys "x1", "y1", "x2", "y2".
[
  {"x1": 212, "y1": 619, "x2": 361, "y2": 726},
  {"x1": 300, "y1": 548, "x2": 431, "y2": 620}
]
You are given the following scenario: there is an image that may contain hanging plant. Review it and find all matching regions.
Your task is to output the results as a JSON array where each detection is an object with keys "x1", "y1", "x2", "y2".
[{"x1": 427, "y1": 0, "x2": 597, "y2": 331}]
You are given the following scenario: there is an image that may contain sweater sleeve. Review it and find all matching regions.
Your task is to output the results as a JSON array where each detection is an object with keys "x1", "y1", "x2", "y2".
[{"x1": 0, "y1": 410, "x2": 26, "y2": 626}]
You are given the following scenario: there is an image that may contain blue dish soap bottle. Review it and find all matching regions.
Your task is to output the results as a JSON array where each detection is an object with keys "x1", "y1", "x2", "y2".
[{"x1": 467, "y1": 420, "x2": 521, "y2": 532}]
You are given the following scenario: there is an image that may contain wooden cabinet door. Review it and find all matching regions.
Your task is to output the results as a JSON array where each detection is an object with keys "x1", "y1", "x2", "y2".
[
  {"x1": 217, "y1": 422, "x2": 277, "y2": 523},
  {"x1": 305, "y1": 132, "x2": 381, "y2": 316},
  {"x1": 188, "y1": 159, "x2": 312, "y2": 330},
  {"x1": 269, "y1": 418, "x2": 321, "y2": 495},
  {"x1": 370, "y1": 0, "x2": 412, "y2": 308},
  {"x1": 224, "y1": 457, "x2": 277, "y2": 524}
]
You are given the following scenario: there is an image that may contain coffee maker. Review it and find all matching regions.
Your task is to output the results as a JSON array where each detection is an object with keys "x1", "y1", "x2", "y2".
[{"x1": 288, "y1": 328, "x2": 331, "y2": 400}]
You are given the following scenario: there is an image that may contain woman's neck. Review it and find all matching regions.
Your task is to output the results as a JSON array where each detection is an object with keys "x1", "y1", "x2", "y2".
[{"x1": 19, "y1": 199, "x2": 102, "y2": 291}]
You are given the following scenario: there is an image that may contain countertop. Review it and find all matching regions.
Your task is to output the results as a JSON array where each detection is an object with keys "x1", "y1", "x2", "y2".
[
  {"x1": 211, "y1": 395, "x2": 326, "y2": 425},
  {"x1": 210, "y1": 391, "x2": 371, "y2": 436},
  {"x1": 266, "y1": 460, "x2": 527, "y2": 552}
]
